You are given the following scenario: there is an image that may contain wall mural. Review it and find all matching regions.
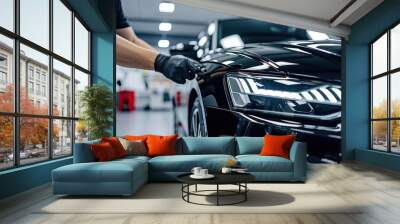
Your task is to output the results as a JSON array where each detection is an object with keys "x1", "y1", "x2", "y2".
[{"x1": 117, "y1": 19, "x2": 342, "y2": 163}]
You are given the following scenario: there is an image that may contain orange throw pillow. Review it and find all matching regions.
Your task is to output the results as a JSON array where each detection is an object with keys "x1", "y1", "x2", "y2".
[
  {"x1": 259, "y1": 134, "x2": 295, "y2": 159},
  {"x1": 101, "y1": 137, "x2": 127, "y2": 158},
  {"x1": 124, "y1": 135, "x2": 149, "y2": 141},
  {"x1": 146, "y1": 135, "x2": 177, "y2": 157},
  {"x1": 91, "y1": 142, "x2": 117, "y2": 162}
]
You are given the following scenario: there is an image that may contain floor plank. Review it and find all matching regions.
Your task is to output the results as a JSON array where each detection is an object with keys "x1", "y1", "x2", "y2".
[{"x1": 1, "y1": 162, "x2": 400, "y2": 224}]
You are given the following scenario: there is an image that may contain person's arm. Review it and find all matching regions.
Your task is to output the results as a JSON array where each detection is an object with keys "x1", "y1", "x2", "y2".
[
  {"x1": 117, "y1": 34, "x2": 204, "y2": 84},
  {"x1": 117, "y1": 27, "x2": 156, "y2": 52},
  {"x1": 116, "y1": 34, "x2": 157, "y2": 70},
  {"x1": 114, "y1": 0, "x2": 203, "y2": 84}
]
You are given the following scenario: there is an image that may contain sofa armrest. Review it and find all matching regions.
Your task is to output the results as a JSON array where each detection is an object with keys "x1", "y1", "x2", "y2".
[
  {"x1": 73, "y1": 142, "x2": 97, "y2": 163},
  {"x1": 289, "y1": 141, "x2": 307, "y2": 181}
]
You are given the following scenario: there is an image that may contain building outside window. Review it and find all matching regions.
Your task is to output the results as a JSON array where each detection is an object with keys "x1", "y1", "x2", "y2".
[
  {"x1": 35, "y1": 70, "x2": 40, "y2": 81},
  {"x1": 41, "y1": 85, "x2": 46, "y2": 97},
  {"x1": 28, "y1": 66, "x2": 34, "y2": 80},
  {"x1": 0, "y1": 55, "x2": 7, "y2": 67},
  {"x1": 0, "y1": 55, "x2": 7, "y2": 89},
  {"x1": 41, "y1": 73, "x2": 46, "y2": 83},
  {"x1": 0, "y1": 0, "x2": 91, "y2": 170},
  {"x1": 0, "y1": 71, "x2": 7, "y2": 93},
  {"x1": 0, "y1": 71, "x2": 6, "y2": 84},
  {"x1": 370, "y1": 23, "x2": 400, "y2": 153},
  {"x1": 28, "y1": 81, "x2": 34, "y2": 94},
  {"x1": 35, "y1": 83, "x2": 40, "y2": 95},
  {"x1": 54, "y1": 89, "x2": 58, "y2": 104},
  {"x1": 0, "y1": 54, "x2": 8, "y2": 74}
]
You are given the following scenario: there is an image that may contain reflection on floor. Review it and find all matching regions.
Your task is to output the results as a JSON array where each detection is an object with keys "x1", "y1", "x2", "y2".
[{"x1": 117, "y1": 110, "x2": 174, "y2": 136}]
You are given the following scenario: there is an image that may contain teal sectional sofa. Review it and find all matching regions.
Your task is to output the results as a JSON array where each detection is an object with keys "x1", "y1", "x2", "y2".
[{"x1": 52, "y1": 137, "x2": 307, "y2": 196}]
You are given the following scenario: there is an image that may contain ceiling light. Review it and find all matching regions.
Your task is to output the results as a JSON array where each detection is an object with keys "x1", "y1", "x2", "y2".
[
  {"x1": 220, "y1": 34, "x2": 244, "y2": 49},
  {"x1": 176, "y1": 43, "x2": 184, "y2": 50},
  {"x1": 307, "y1": 30, "x2": 329, "y2": 40},
  {"x1": 196, "y1": 49, "x2": 204, "y2": 58},
  {"x1": 198, "y1": 36, "x2": 208, "y2": 47},
  {"x1": 207, "y1": 23, "x2": 216, "y2": 35},
  {"x1": 159, "y1": 2, "x2": 175, "y2": 13},
  {"x1": 158, "y1": 39, "x2": 170, "y2": 48},
  {"x1": 159, "y1": 22, "x2": 172, "y2": 32}
]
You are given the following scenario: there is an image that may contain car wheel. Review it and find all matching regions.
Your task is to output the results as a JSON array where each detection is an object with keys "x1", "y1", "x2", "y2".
[{"x1": 189, "y1": 97, "x2": 207, "y2": 137}]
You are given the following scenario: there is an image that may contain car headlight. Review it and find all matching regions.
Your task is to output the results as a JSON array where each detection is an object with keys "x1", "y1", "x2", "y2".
[{"x1": 226, "y1": 73, "x2": 341, "y2": 115}]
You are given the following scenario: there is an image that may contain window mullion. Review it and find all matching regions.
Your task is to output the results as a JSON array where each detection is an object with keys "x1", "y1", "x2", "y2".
[
  {"x1": 370, "y1": 44, "x2": 375, "y2": 150},
  {"x1": 71, "y1": 10, "x2": 76, "y2": 155},
  {"x1": 13, "y1": 0, "x2": 21, "y2": 167},
  {"x1": 0, "y1": 0, "x2": 84, "y2": 170},
  {"x1": 388, "y1": 30, "x2": 391, "y2": 152},
  {"x1": 48, "y1": 0, "x2": 54, "y2": 160}
]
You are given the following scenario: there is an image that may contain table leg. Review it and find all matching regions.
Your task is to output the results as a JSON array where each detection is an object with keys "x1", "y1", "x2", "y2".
[
  {"x1": 245, "y1": 183, "x2": 247, "y2": 201},
  {"x1": 195, "y1": 184, "x2": 198, "y2": 192},
  {"x1": 217, "y1": 184, "x2": 219, "y2": 206},
  {"x1": 187, "y1": 184, "x2": 190, "y2": 202},
  {"x1": 181, "y1": 184, "x2": 183, "y2": 199}
]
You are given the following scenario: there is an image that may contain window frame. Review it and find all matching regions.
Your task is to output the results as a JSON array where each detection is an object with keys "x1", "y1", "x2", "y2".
[
  {"x1": 370, "y1": 20, "x2": 400, "y2": 154},
  {"x1": 0, "y1": 0, "x2": 92, "y2": 171}
]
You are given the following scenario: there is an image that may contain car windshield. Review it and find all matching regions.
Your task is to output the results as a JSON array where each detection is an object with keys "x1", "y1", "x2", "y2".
[{"x1": 217, "y1": 19, "x2": 334, "y2": 48}]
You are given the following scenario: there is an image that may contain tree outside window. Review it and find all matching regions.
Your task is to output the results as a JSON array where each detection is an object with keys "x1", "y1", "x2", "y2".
[{"x1": 370, "y1": 23, "x2": 400, "y2": 153}]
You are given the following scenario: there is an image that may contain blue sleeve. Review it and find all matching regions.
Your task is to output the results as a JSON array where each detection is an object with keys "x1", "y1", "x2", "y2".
[{"x1": 117, "y1": 0, "x2": 130, "y2": 29}]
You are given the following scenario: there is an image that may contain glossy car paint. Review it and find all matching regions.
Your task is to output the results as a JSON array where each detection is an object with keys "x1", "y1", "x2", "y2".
[{"x1": 176, "y1": 40, "x2": 342, "y2": 162}]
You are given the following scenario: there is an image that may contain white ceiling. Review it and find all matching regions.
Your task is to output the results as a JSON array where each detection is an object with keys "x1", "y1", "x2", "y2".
[
  {"x1": 121, "y1": 0, "x2": 230, "y2": 37},
  {"x1": 228, "y1": 0, "x2": 352, "y2": 22},
  {"x1": 171, "y1": 0, "x2": 384, "y2": 37}
]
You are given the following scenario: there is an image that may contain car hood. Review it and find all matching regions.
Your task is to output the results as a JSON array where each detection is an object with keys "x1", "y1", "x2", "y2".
[{"x1": 203, "y1": 40, "x2": 341, "y2": 83}]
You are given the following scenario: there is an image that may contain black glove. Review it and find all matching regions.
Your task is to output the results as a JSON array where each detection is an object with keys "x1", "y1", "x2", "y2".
[
  {"x1": 116, "y1": 80, "x2": 122, "y2": 86},
  {"x1": 154, "y1": 54, "x2": 204, "y2": 84}
]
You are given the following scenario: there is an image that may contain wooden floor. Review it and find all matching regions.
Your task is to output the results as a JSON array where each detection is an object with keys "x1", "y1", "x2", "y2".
[{"x1": 1, "y1": 162, "x2": 400, "y2": 224}]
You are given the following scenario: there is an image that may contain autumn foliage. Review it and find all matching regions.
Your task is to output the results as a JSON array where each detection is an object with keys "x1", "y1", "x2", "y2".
[
  {"x1": 0, "y1": 85, "x2": 59, "y2": 152},
  {"x1": 372, "y1": 99, "x2": 400, "y2": 142}
]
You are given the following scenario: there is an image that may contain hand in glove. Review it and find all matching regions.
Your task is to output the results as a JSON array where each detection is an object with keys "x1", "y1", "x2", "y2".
[{"x1": 154, "y1": 54, "x2": 204, "y2": 84}]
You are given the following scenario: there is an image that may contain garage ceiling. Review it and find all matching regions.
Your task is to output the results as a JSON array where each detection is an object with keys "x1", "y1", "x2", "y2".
[
  {"x1": 121, "y1": 0, "x2": 229, "y2": 37},
  {"x1": 171, "y1": 0, "x2": 384, "y2": 37}
]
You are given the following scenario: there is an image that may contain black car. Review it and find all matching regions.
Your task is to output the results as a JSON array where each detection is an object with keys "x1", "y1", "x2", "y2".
[{"x1": 172, "y1": 19, "x2": 342, "y2": 163}]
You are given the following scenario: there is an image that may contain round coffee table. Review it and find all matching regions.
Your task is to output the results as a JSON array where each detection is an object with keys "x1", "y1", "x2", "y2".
[{"x1": 177, "y1": 173, "x2": 255, "y2": 206}]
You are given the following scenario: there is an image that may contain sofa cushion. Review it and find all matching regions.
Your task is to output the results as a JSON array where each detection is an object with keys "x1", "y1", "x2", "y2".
[
  {"x1": 177, "y1": 137, "x2": 235, "y2": 155},
  {"x1": 149, "y1": 154, "x2": 235, "y2": 172},
  {"x1": 115, "y1": 155, "x2": 150, "y2": 163},
  {"x1": 53, "y1": 163, "x2": 134, "y2": 183},
  {"x1": 101, "y1": 137, "x2": 127, "y2": 158},
  {"x1": 53, "y1": 156, "x2": 148, "y2": 182},
  {"x1": 235, "y1": 137, "x2": 263, "y2": 155},
  {"x1": 260, "y1": 134, "x2": 295, "y2": 159},
  {"x1": 124, "y1": 135, "x2": 149, "y2": 142},
  {"x1": 236, "y1": 155, "x2": 293, "y2": 172},
  {"x1": 147, "y1": 135, "x2": 177, "y2": 157},
  {"x1": 73, "y1": 140, "x2": 100, "y2": 163},
  {"x1": 119, "y1": 138, "x2": 147, "y2": 156},
  {"x1": 91, "y1": 142, "x2": 118, "y2": 162}
]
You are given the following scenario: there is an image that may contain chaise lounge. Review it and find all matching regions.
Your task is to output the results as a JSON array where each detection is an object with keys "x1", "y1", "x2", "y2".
[{"x1": 52, "y1": 137, "x2": 307, "y2": 196}]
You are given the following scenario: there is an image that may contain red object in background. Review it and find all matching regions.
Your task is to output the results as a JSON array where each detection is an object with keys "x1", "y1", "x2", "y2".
[
  {"x1": 176, "y1": 91, "x2": 182, "y2": 106},
  {"x1": 118, "y1": 90, "x2": 135, "y2": 112}
]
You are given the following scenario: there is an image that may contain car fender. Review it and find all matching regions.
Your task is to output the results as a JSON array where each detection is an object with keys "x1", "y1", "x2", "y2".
[{"x1": 186, "y1": 78, "x2": 208, "y2": 136}]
